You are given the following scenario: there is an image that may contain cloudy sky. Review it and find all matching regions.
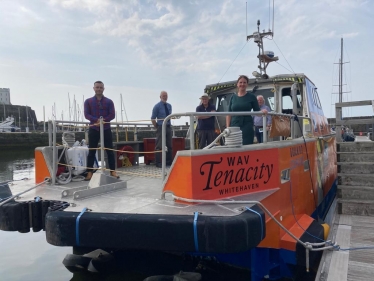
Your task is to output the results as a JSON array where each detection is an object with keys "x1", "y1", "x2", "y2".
[{"x1": 0, "y1": 0, "x2": 373, "y2": 125}]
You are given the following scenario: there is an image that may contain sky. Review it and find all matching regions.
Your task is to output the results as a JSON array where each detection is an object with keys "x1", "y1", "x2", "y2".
[{"x1": 0, "y1": 0, "x2": 373, "y2": 125}]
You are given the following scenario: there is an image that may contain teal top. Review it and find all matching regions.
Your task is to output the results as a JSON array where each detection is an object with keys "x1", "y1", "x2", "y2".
[{"x1": 228, "y1": 93, "x2": 260, "y2": 126}]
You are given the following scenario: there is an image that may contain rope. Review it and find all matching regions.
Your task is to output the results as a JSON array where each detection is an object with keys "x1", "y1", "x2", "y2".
[
  {"x1": 169, "y1": 194, "x2": 336, "y2": 252},
  {"x1": 0, "y1": 178, "x2": 50, "y2": 207},
  {"x1": 76, "y1": 207, "x2": 88, "y2": 246},
  {"x1": 245, "y1": 207, "x2": 264, "y2": 240},
  {"x1": 203, "y1": 127, "x2": 242, "y2": 149},
  {"x1": 193, "y1": 212, "x2": 199, "y2": 252},
  {"x1": 57, "y1": 162, "x2": 162, "y2": 179}
]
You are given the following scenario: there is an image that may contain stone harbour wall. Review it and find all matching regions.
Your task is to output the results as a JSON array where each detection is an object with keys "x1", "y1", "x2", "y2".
[{"x1": 0, "y1": 129, "x2": 188, "y2": 149}]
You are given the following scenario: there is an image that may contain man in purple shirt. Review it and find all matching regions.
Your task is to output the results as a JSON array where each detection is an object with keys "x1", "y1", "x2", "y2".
[{"x1": 84, "y1": 81, "x2": 118, "y2": 180}]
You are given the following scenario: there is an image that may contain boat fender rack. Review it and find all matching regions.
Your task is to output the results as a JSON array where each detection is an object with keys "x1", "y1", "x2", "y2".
[
  {"x1": 0, "y1": 193, "x2": 69, "y2": 233},
  {"x1": 45, "y1": 204, "x2": 265, "y2": 253}
]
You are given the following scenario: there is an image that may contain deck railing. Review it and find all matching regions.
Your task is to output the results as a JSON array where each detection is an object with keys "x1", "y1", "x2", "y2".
[
  {"x1": 161, "y1": 111, "x2": 303, "y2": 180},
  {"x1": 46, "y1": 112, "x2": 313, "y2": 184},
  {"x1": 48, "y1": 120, "x2": 152, "y2": 185}
]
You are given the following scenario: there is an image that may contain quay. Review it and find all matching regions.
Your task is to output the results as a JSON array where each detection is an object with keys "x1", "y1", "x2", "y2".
[{"x1": 316, "y1": 100, "x2": 374, "y2": 281}]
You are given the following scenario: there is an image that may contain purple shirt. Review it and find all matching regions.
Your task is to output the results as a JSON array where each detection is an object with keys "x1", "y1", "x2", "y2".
[{"x1": 84, "y1": 96, "x2": 115, "y2": 130}]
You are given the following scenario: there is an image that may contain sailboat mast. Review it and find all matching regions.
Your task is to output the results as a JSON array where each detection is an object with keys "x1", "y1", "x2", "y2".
[{"x1": 339, "y1": 38, "x2": 343, "y2": 103}]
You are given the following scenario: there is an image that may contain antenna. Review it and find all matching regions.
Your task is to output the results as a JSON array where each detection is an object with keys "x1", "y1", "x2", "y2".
[
  {"x1": 272, "y1": 0, "x2": 275, "y2": 36},
  {"x1": 246, "y1": 2, "x2": 247, "y2": 37},
  {"x1": 247, "y1": 20, "x2": 278, "y2": 77}
]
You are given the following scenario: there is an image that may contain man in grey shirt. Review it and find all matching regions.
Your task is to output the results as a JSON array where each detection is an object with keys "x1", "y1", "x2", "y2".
[
  {"x1": 151, "y1": 91, "x2": 172, "y2": 167},
  {"x1": 253, "y1": 95, "x2": 271, "y2": 143}
]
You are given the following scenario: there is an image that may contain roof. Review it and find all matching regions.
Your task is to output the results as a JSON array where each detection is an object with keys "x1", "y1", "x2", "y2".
[{"x1": 204, "y1": 73, "x2": 307, "y2": 94}]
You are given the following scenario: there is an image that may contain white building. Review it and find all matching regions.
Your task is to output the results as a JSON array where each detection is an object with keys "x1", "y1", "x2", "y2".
[{"x1": 0, "y1": 88, "x2": 11, "y2": 105}]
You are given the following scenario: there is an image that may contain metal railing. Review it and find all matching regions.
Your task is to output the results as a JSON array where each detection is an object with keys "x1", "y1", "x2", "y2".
[
  {"x1": 48, "y1": 119, "x2": 152, "y2": 185},
  {"x1": 335, "y1": 100, "x2": 374, "y2": 142},
  {"x1": 161, "y1": 111, "x2": 298, "y2": 181},
  {"x1": 46, "y1": 113, "x2": 313, "y2": 184}
]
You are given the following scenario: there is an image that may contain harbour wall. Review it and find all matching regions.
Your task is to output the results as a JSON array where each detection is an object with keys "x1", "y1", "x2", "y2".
[{"x1": 0, "y1": 129, "x2": 188, "y2": 149}]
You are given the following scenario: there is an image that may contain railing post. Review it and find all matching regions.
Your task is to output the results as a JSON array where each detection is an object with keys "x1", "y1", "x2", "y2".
[
  {"x1": 100, "y1": 117, "x2": 105, "y2": 173},
  {"x1": 336, "y1": 105, "x2": 342, "y2": 142},
  {"x1": 52, "y1": 120, "x2": 57, "y2": 185},
  {"x1": 262, "y1": 114, "x2": 267, "y2": 143},
  {"x1": 48, "y1": 120, "x2": 52, "y2": 146},
  {"x1": 134, "y1": 125, "x2": 138, "y2": 141},
  {"x1": 189, "y1": 115, "x2": 195, "y2": 150},
  {"x1": 291, "y1": 116, "x2": 295, "y2": 139},
  {"x1": 162, "y1": 120, "x2": 166, "y2": 181}
]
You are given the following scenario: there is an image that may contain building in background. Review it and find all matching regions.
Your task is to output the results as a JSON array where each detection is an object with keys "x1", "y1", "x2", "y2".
[{"x1": 0, "y1": 88, "x2": 11, "y2": 105}]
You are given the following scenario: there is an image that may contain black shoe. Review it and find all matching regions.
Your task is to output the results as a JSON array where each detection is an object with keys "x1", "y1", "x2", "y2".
[{"x1": 155, "y1": 163, "x2": 162, "y2": 168}]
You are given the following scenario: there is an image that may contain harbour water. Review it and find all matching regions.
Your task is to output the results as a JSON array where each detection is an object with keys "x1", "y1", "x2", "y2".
[{"x1": 0, "y1": 149, "x2": 73, "y2": 281}]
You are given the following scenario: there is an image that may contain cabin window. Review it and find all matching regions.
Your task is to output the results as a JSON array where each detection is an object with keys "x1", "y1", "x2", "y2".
[
  {"x1": 281, "y1": 87, "x2": 301, "y2": 114},
  {"x1": 281, "y1": 169, "x2": 290, "y2": 183},
  {"x1": 215, "y1": 88, "x2": 275, "y2": 112},
  {"x1": 312, "y1": 88, "x2": 322, "y2": 109},
  {"x1": 216, "y1": 93, "x2": 234, "y2": 112}
]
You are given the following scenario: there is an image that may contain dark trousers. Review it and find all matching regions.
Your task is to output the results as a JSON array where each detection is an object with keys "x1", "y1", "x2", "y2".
[
  {"x1": 87, "y1": 128, "x2": 115, "y2": 171},
  {"x1": 155, "y1": 126, "x2": 172, "y2": 165},
  {"x1": 255, "y1": 126, "x2": 264, "y2": 143},
  {"x1": 197, "y1": 130, "x2": 216, "y2": 149}
]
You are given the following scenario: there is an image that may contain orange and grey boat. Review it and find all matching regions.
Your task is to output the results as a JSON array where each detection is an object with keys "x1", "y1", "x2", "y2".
[{"x1": 0, "y1": 24, "x2": 337, "y2": 281}]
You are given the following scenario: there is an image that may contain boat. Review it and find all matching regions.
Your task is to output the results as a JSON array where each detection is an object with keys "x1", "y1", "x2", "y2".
[
  {"x1": 0, "y1": 116, "x2": 20, "y2": 132},
  {"x1": 0, "y1": 22, "x2": 337, "y2": 281}
]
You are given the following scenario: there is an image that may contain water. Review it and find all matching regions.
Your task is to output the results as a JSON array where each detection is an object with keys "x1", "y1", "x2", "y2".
[{"x1": 0, "y1": 149, "x2": 73, "y2": 281}]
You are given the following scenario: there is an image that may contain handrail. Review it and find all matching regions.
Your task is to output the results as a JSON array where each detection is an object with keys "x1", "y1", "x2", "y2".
[
  {"x1": 161, "y1": 111, "x2": 295, "y2": 181},
  {"x1": 47, "y1": 113, "x2": 314, "y2": 184},
  {"x1": 335, "y1": 100, "x2": 374, "y2": 141}
]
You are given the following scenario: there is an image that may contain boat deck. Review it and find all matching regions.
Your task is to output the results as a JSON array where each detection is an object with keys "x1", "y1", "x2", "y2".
[{"x1": 8, "y1": 163, "x2": 274, "y2": 216}]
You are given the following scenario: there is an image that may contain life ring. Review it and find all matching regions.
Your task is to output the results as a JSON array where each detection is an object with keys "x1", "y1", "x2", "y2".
[{"x1": 117, "y1": 146, "x2": 134, "y2": 168}]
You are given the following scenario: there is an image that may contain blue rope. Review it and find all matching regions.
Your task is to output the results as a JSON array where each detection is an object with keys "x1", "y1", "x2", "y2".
[
  {"x1": 193, "y1": 212, "x2": 199, "y2": 252},
  {"x1": 0, "y1": 196, "x2": 11, "y2": 203},
  {"x1": 246, "y1": 207, "x2": 264, "y2": 240},
  {"x1": 76, "y1": 207, "x2": 87, "y2": 246},
  {"x1": 94, "y1": 156, "x2": 99, "y2": 168}
]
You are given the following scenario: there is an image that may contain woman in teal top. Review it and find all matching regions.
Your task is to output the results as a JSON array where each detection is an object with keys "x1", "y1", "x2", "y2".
[{"x1": 226, "y1": 75, "x2": 268, "y2": 145}]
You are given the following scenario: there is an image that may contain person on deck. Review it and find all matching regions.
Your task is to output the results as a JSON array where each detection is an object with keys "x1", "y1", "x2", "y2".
[
  {"x1": 253, "y1": 95, "x2": 272, "y2": 143},
  {"x1": 226, "y1": 75, "x2": 268, "y2": 145},
  {"x1": 151, "y1": 91, "x2": 172, "y2": 168},
  {"x1": 84, "y1": 81, "x2": 119, "y2": 180},
  {"x1": 196, "y1": 93, "x2": 216, "y2": 149}
]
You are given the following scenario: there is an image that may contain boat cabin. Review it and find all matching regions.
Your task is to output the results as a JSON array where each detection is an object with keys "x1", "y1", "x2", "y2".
[{"x1": 204, "y1": 73, "x2": 330, "y2": 139}]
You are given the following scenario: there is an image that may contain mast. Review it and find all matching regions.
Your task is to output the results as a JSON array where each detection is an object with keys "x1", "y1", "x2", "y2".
[
  {"x1": 68, "y1": 92, "x2": 71, "y2": 123},
  {"x1": 120, "y1": 93, "x2": 123, "y2": 130},
  {"x1": 247, "y1": 20, "x2": 278, "y2": 78},
  {"x1": 339, "y1": 38, "x2": 343, "y2": 103}
]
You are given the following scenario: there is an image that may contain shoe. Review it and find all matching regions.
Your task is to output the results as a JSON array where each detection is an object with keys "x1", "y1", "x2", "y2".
[
  {"x1": 155, "y1": 163, "x2": 162, "y2": 168},
  {"x1": 84, "y1": 172, "x2": 93, "y2": 181},
  {"x1": 110, "y1": 171, "x2": 120, "y2": 179},
  {"x1": 110, "y1": 171, "x2": 120, "y2": 178}
]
